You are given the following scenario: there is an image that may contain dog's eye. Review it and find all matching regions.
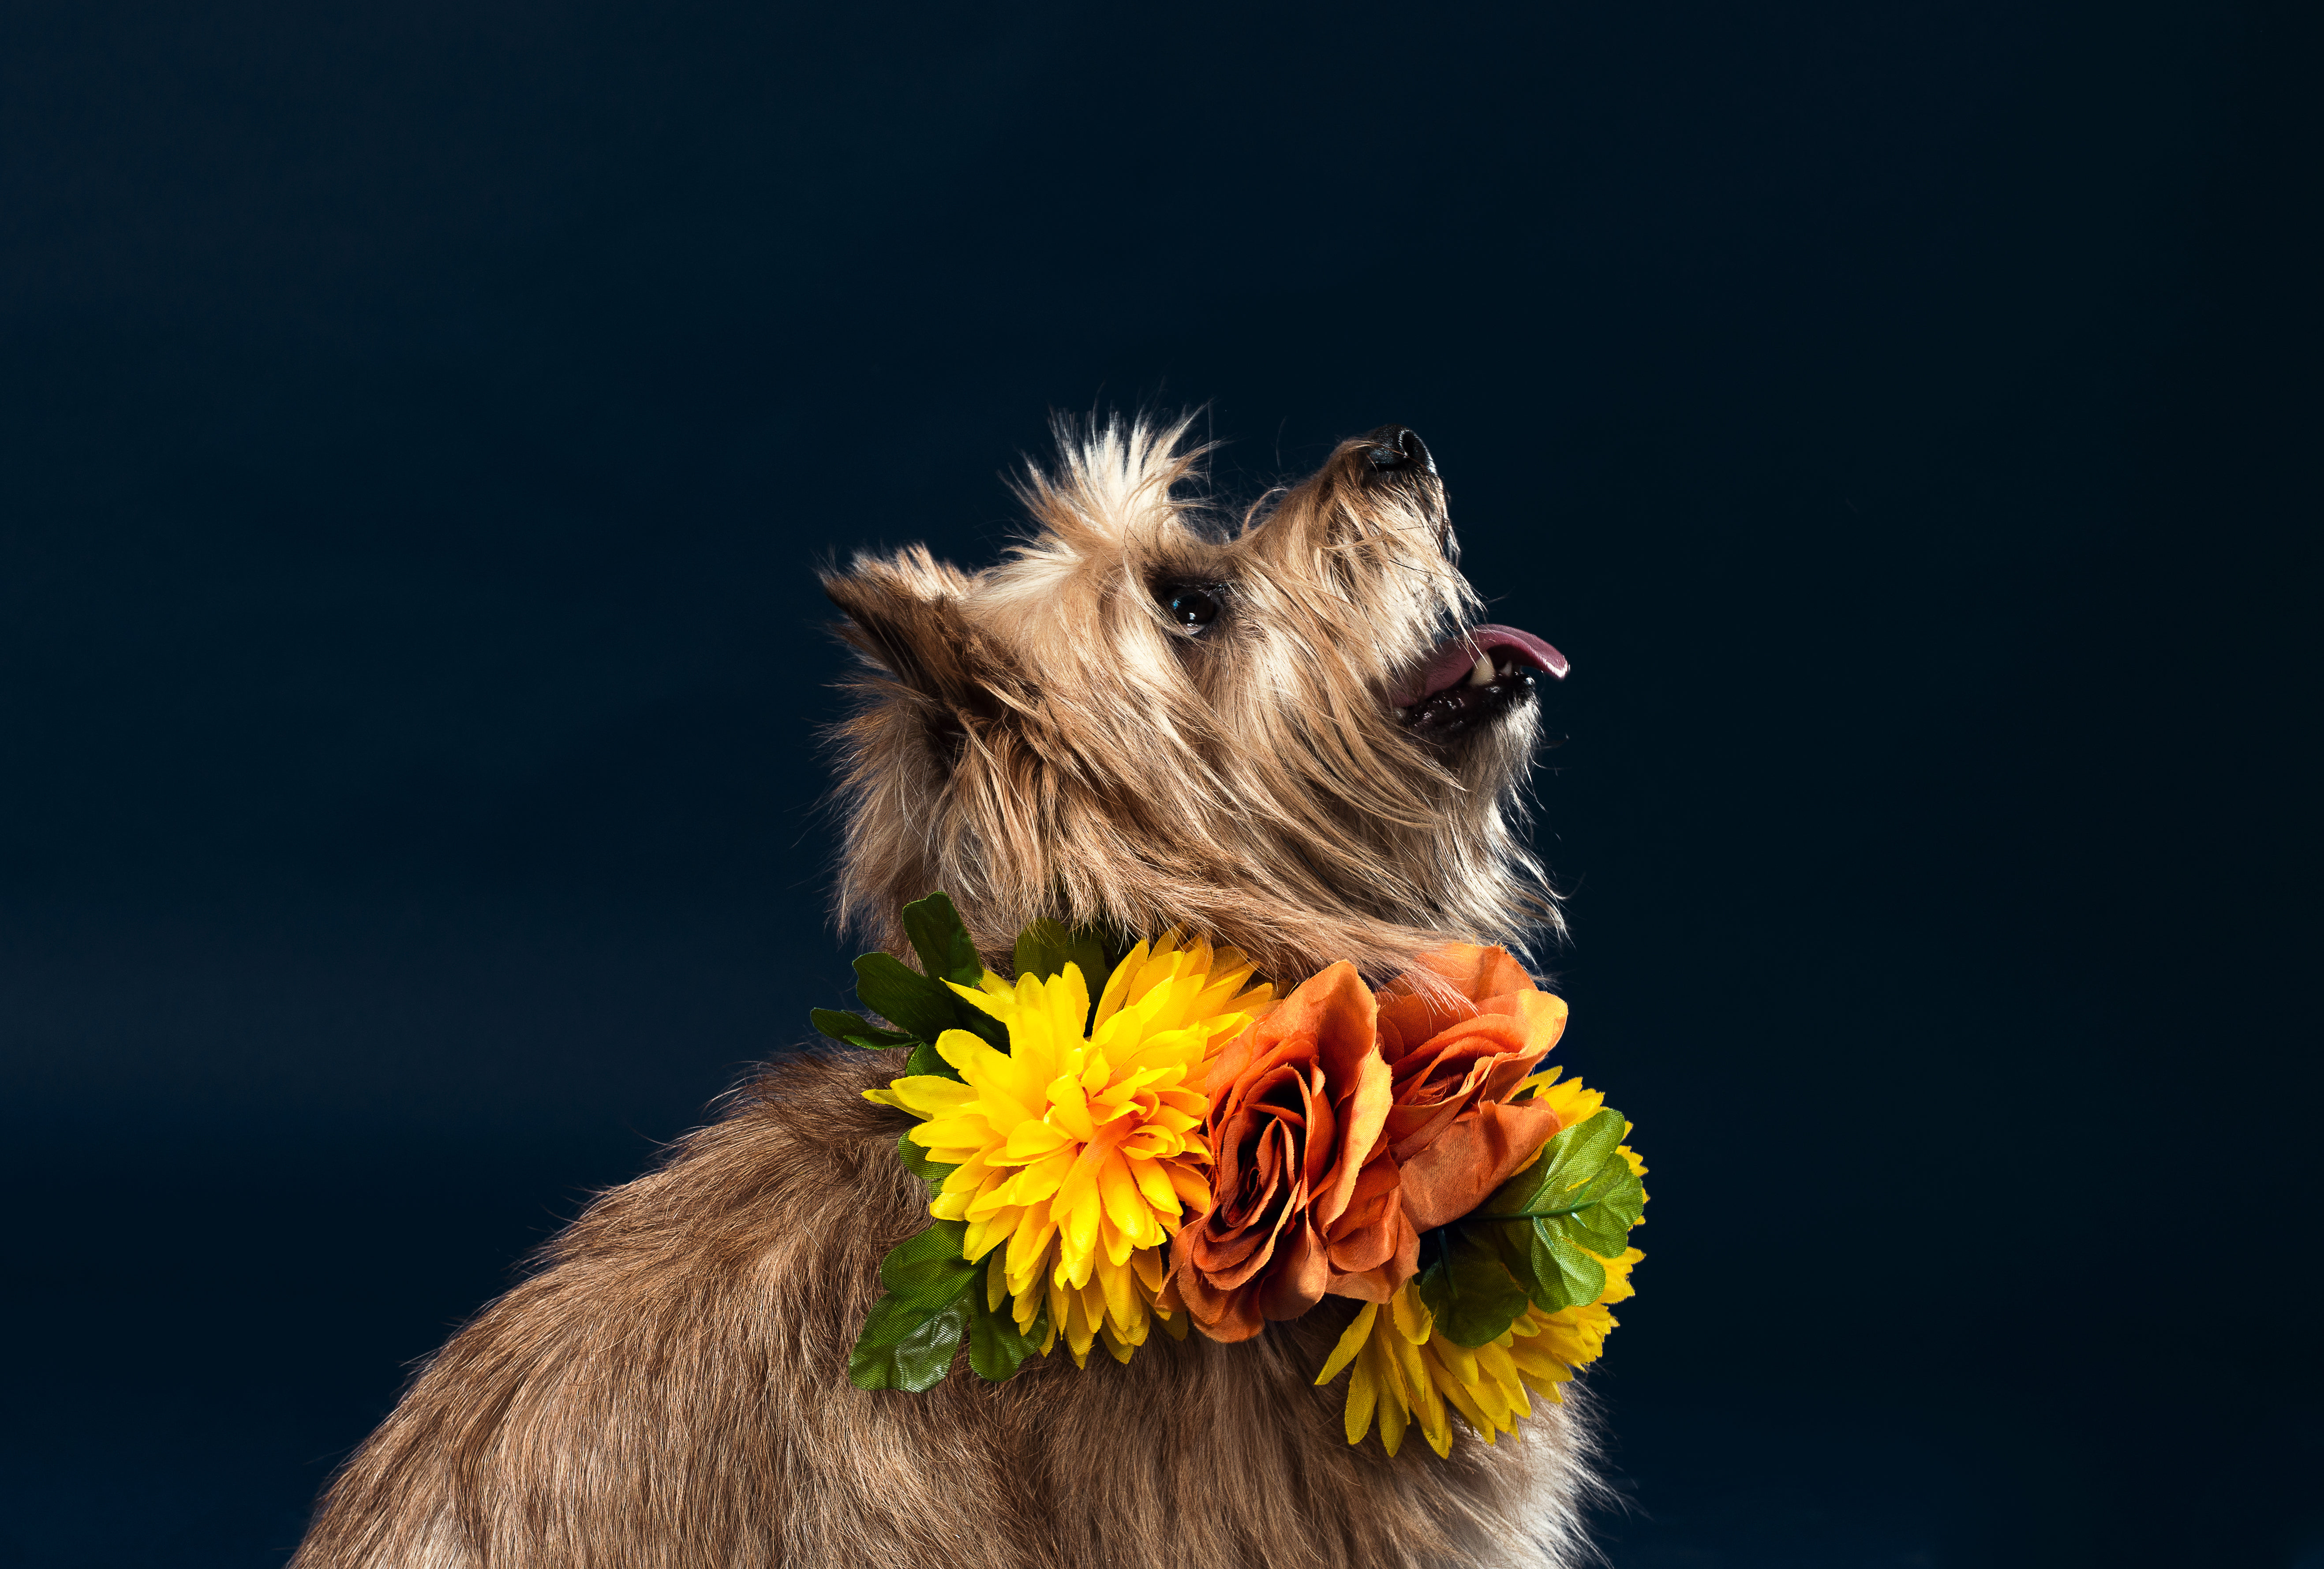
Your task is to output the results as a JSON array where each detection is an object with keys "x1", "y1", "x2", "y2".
[{"x1": 1162, "y1": 586, "x2": 1221, "y2": 632}]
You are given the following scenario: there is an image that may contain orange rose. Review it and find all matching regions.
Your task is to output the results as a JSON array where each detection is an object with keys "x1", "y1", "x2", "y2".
[
  {"x1": 1166, "y1": 963, "x2": 1396, "y2": 1341},
  {"x1": 1373, "y1": 944, "x2": 1567, "y2": 1236}
]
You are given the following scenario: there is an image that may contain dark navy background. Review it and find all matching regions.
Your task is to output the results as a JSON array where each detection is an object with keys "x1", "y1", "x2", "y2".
[{"x1": 4, "y1": 3, "x2": 2316, "y2": 1565}]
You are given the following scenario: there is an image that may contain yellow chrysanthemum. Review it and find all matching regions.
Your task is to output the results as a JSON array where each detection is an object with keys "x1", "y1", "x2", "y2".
[
  {"x1": 1313, "y1": 1079, "x2": 1647, "y2": 1456},
  {"x1": 868, "y1": 933, "x2": 1270, "y2": 1367},
  {"x1": 1314, "y1": 1248, "x2": 1643, "y2": 1457}
]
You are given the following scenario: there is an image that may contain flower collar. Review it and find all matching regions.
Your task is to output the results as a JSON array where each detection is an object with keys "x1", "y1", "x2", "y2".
[{"x1": 814, "y1": 893, "x2": 1647, "y2": 1460}]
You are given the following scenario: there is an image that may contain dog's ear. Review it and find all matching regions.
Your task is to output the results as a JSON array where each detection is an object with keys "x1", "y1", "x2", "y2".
[{"x1": 823, "y1": 549, "x2": 1009, "y2": 744}]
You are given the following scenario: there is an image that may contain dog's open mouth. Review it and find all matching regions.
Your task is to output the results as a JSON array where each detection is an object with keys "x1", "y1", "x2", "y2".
[{"x1": 1392, "y1": 624, "x2": 1569, "y2": 740}]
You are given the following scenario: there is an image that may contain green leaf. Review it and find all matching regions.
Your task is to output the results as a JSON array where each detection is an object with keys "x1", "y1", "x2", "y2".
[
  {"x1": 877, "y1": 1218, "x2": 979, "y2": 1310},
  {"x1": 1415, "y1": 1230, "x2": 1532, "y2": 1348},
  {"x1": 1418, "y1": 1102, "x2": 1646, "y2": 1320},
  {"x1": 1012, "y1": 918, "x2": 1117, "y2": 1005},
  {"x1": 902, "y1": 892, "x2": 986, "y2": 987},
  {"x1": 966, "y1": 1285, "x2": 1044, "y2": 1382},
  {"x1": 848, "y1": 1293, "x2": 971, "y2": 1392},
  {"x1": 846, "y1": 1218, "x2": 984, "y2": 1392},
  {"x1": 1476, "y1": 1109, "x2": 1627, "y2": 1221},
  {"x1": 809, "y1": 1008, "x2": 918, "y2": 1050},
  {"x1": 848, "y1": 894, "x2": 1008, "y2": 1053},
  {"x1": 1467, "y1": 1107, "x2": 1643, "y2": 1304},
  {"x1": 904, "y1": 1038, "x2": 962, "y2": 1082},
  {"x1": 1526, "y1": 1219, "x2": 1607, "y2": 1312},
  {"x1": 954, "y1": 1005, "x2": 1010, "y2": 1052},
  {"x1": 1468, "y1": 1174, "x2": 1635, "y2": 1314},
  {"x1": 1597, "y1": 1158, "x2": 1647, "y2": 1231},
  {"x1": 853, "y1": 952, "x2": 960, "y2": 1043},
  {"x1": 895, "y1": 1132, "x2": 957, "y2": 1190},
  {"x1": 1011, "y1": 919, "x2": 1121, "y2": 1034},
  {"x1": 1480, "y1": 1217, "x2": 1549, "y2": 1304},
  {"x1": 1561, "y1": 1163, "x2": 1647, "y2": 1257}
]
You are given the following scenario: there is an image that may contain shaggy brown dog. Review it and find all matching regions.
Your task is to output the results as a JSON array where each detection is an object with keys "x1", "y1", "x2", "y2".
[{"x1": 292, "y1": 418, "x2": 1592, "y2": 1569}]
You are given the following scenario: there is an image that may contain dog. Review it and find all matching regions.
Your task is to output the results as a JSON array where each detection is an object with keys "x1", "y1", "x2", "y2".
[{"x1": 292, "y1": 416, "x2": 1594, "y2": 1569}]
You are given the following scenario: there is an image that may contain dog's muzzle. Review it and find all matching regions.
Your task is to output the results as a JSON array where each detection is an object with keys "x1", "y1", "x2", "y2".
[{"x1": 1394, "y1": 624, "x2": 1568, "y2": 740}]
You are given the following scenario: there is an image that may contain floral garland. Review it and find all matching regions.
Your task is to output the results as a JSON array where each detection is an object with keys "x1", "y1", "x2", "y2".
[{"x1": 813, "y1": 893, "x2": 1647, "y2": 1459}]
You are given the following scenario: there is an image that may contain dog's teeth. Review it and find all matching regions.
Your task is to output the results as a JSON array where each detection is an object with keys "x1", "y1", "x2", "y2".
[{"x1": 1466, "y1": 651, "x2": 1496, "y2": 687}]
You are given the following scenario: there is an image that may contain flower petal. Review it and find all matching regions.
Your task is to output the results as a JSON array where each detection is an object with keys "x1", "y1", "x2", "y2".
[
  {"x1": 1315, "y1": 1301, "x2": 1379, "y2": 1386},
  {"x1": 882, "y1": 1075, "x2": 980, "y2": 1119},
  {"x1": 1395, "y1": 1098, "x2": 1562, "y2": 1233},
  {"x1": 1003, "y1": 1120, "x2": 1074, "y2": 1161}
]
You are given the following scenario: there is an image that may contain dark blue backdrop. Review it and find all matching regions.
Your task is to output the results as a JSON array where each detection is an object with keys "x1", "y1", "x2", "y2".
[{"x1": 4, "y1": 3, "x2": 2316, "y2": 1565}]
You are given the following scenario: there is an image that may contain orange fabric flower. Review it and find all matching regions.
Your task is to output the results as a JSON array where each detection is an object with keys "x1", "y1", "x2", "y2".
[
  {"x1": 1373, "y1": 944, "x2": 1568, "y2": 1235},
  {"x1": 1166, "y1": 963, "x2": 1396, "y2": 1341}
]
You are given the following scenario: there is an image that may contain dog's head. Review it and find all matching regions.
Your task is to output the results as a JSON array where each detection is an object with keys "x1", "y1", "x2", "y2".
[{"x1": 824, "y1": 416, "x2": 1567, "y2": 982}]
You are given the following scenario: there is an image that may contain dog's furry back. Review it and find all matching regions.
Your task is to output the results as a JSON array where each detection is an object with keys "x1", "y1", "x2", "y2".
[
  {"x1": 294, "y1": 1053, "x2": 1595, "y2": 1569},
  {"x1": 293, "y1": 421, "x2": 1594, "y2": 1568}
]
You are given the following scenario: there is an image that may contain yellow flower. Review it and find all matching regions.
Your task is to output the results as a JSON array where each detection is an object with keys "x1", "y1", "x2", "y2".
[
  {"x1": 1527, "y1": 1071, "x2": 1603, "y2": 1128},
  {"x1": 1313, "y1": 1242, "x2": 1645, "y2": 1454},
  {"x1": 1310, "y1": 1069, "x2": 1654, "y2": 1460},
  {"x1": 1314, "y1": 1279, "x2": 1456, "y2": 1457},
  {"x1": 868, "y1": 934, "x2": 1270, "y2": 1367},
  {"x1": 1513, "y1": 1244, "x2": 1643, "y2": 1383}
]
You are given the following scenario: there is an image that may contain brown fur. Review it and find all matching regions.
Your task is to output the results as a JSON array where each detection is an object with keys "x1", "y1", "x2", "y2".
[{"x1": 294, "y1": 419, "x2": 1596, "y2": 1569}]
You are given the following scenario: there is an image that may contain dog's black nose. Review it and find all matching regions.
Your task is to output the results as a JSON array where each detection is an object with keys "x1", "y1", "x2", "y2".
[{"x1": 1361, "y1": 426, "x2": 1436, "y2": 476}]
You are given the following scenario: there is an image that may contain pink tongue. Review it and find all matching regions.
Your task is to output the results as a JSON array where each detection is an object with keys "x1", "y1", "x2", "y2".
[{"x1": 1392, "y1": 624, "x2": 1570, "y2": 709}]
